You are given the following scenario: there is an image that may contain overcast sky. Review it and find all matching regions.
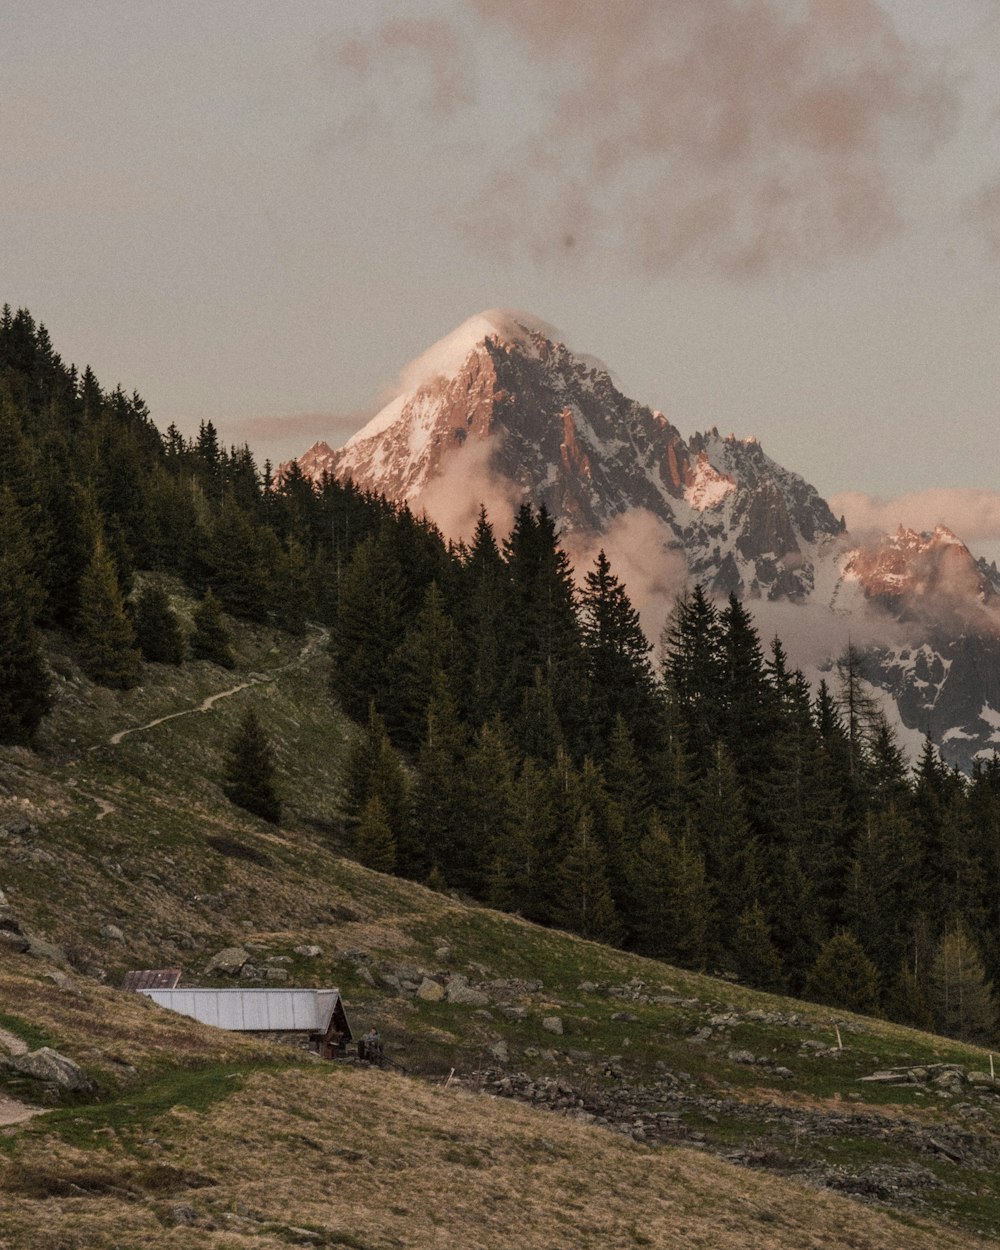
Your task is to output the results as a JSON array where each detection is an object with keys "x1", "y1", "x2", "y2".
[{"x1": 3, "y1": 1, "x2": 999, "y2": 555}]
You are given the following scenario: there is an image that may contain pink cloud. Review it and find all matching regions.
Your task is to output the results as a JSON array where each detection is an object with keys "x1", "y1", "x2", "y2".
[
  {"x1": 831, "y1": 488, "x2": 1000, "y2": 543},
  {"x1": 461, "y1": 0, "x2": 959, "y2": 276},
  {"x1": 965, "y1": 176, "x2": 1000, "y2": 257}
]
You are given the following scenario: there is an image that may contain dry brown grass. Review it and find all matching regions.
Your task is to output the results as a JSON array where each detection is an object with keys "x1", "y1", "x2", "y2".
[
  {"x1": 0, "y1": 959, "x2": 278, "y2": 1084},
  {"x1": 0, "y1": 1062, "x2": 991, "y2": 1250}
]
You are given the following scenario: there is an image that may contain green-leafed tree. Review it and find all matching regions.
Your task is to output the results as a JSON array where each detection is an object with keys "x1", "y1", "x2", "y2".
[
  {"x1": 76, "y1": 536, "x2": 141, "y2": 688},
  {"x1": 132, "y1": 579, "x2": 185, "y2": 664},
  {"x1": 223, "y1": 707, "x2": 281, "y2": 823},
  {"x1": 191, "y1": 588, "x2": 236, "y2": 668},
  {"x1": 804, "y1": 932, "x2": 881, "y2": 1015}
]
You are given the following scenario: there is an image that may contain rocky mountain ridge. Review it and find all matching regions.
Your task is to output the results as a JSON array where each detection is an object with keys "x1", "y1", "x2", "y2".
[{"x1": 284, "y1": 312, "x2": 1000, "y2": 770}]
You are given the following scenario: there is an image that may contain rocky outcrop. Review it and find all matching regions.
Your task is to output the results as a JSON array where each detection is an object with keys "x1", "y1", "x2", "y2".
[
  {"x1": 284, "y1": 314, "x2": 843, "y2": 602},
  {"x1": 3, "y1": 1047, "x2": 95, "y2": 1094}
]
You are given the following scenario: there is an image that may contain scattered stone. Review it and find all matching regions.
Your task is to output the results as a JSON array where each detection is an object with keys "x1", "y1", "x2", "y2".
[
  {"x1": 416, "y1": 977, "x2": 445, "y2": 1002},
  {"x1": 100, "y1": 923, "x2": 125, "y2": 943},
  {"x1": 727, "y1": 1049, "x2": 757, "y2": 1065},
  {"x1": 356, "y1": 965, "x2": 376, "y2": 988},
  {"x1": 294, "y1": 945, "x2": 322, "y2": 958},
  {"x1": 204, "y1": 946, "x2": 249, "y2": 976},
  {"x1": 490, "y1": 1040, "x2": 510, "y2": 1064},
  {"x1": 500, "y1": 1006, "x2": 528, "y2": 1022},
  {"x1": 5, "y1": 1047, "x2": 95, "y2": 1093},
  {"x1": 264, "y1": 968, "x2": 289, "y2": 983},
  {"x1": 166, "y1": 1203, "x2": 200, "y2": 1226},
  {"x1": 445, "y1": 976, "x2": 490, "y2": 1007},
  {"x1": 578, "y1": 981, "x2": 598, "y2": 994},
  {"x1": 0, "y1": 931, "x2": 29, "y2": 955},
  {"x1": 434, "y1": 945, "x2": 452, "y2": 963},
  {"x1": 541, "y1": 1017, "x2": 564, "y2": 1036},
  {"x1": 611, "y1": 1011, "x2": 638, "y2": 1023},
  {"x1": 44, "y1": 970, "x2": 77, "y2": 992},
  {"x1": 266, "y1": 955, "x2": 292, "y2": 966},
  {"x1": 25, "y1": 935, "x2": 66, "y2": 963}
]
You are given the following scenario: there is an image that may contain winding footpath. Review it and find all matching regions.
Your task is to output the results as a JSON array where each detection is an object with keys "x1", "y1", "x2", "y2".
[{"x1": 106, "y1": 627, "x2": 329, "y2": 747}]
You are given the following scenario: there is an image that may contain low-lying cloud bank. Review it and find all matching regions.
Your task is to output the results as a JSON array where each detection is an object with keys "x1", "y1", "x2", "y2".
[{"x1": 830, "y1": 488, "x2": 1000, "y2": 544}]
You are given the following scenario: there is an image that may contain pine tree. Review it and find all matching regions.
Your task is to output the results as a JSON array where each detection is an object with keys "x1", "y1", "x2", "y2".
[
  {"x1": 343, "y1": 704, "x2": 414, "y2": 872},
  {"x1": 632, "y1": 817, "x2": 712, "y2": 969},
  {"x1": 330, "y1": 524, "x2": 407, "y2": 721},
  {"x1": 411, "y1": 677, "x2": 470, "y2": 888},
  {"x1": 76, "y1": 536, "x2": 141, "y2": 688},
  {"x1": 804, "y1": 933, "x2": 881, "y2": 1015},
  {"x1": 223, "y1": 707, "x2": 281, "y2": 823},
  {"x1": 191, "y1": 588, "x2": 236, "y2": 668},
  {"x1": 503, "y1": 505, "x2": 588, "y2": 751},
  {"x1": 354, "y1": 795, "x2": 397, "y2": 873},
  {"x1": 695, "y1": 743, "x2": 759, "y2": 957},
  {"x1": 884, "y1": 963, "x2": 933, "y2": 1030},
  {"x1": 0, "y1": 489, "x2": 52, "y2": 744},
  {"x1": 659, "y1": 585, "x2": 725, "y2": 777},
  {"x1": 390, "y1": 580, "x2": 457, "y2": 751},
  {"x1": 132, "y1": 579, "x2": 185, "y2": 664},
  {"x1": 463, "y1": 716, "x2": 522, "y2": 899},
  {"x1": 549, "y1": 810, "x2": 622, "y2": 943},
  {"x1": 733, "y1": 904, "x2": 786, "y2": 992},
  {"x1": 579, "y1": 549, "x2": 657, "y2": 755},
  {"x1": 927, "y1": 924, "x2": 997, "y2": 1044}
]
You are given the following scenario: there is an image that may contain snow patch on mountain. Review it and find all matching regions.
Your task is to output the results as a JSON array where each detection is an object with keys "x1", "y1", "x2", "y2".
[{"x1": 684, "y1": 452, "x2": 736, "y2": 511}]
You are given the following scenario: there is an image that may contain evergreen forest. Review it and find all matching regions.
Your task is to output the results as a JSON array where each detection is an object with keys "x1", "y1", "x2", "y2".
[{"x1": 3, "y1": 305, "x2": 999, "y2": 1044}]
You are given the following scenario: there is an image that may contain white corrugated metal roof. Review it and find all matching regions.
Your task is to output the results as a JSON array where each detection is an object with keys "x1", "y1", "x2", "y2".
[{"x1": 138, "y1": 987, "x2": 343, "y2": 1033}]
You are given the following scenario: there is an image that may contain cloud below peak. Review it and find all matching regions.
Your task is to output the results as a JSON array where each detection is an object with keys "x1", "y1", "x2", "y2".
[{"x1": 831, "y1": 487, "x2": 1000, "y2": 546}]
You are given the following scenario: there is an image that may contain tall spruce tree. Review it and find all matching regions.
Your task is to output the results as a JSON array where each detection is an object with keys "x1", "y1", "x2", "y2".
[
  {"x1": 579, "y1": 549, "x2": 657, "y2": 756},
  {"x1": 191, "y1": 588, "x2": 235, "y2": 668},
  {"x1": 659, "y1": 585, "x2": 725, "y2": 777},
  {"x1": 354, "y1": 795, "x2": 397, "y2": 873},
  {"x1": 0, "y1": 489, "x2": 52, "y2": 743},
  {"x1": 927, "y1": 924, "x2": 997, "y2": 1044},
  {"x1": 76, "y1": 535, "x2": 141, "y2": 688},
  {"x1": 132, "y1": 579, "x2": 185, "y2": 664},
  {"x1": 804, "y1": 932, "x2": 881, "y2": 1015},
  {"x1": 223, "y1": 707, "x2": 281, "y2": 823}
]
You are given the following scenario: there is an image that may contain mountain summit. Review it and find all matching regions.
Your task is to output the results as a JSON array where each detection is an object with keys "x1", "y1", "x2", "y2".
[
  {"x1": 282, "y1": 311, "x2": 1000, "y2": 771},
  {"x1": 289, "y1": 311, "x2": 843, "y2": 602}
]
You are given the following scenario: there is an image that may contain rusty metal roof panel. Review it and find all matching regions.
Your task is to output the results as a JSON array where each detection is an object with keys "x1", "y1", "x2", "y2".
[
  {"x1": 121, "y1": 969, "x2": 182, "y2": 991},
  {"x1": 138, "y1": 988, "x2": 343, "y2": 1034}
]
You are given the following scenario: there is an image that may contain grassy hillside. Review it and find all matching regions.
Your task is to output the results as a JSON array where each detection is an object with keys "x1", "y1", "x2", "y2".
[{"x1": 2, "y1": 596, "x2": 1000, "y2": 1248}]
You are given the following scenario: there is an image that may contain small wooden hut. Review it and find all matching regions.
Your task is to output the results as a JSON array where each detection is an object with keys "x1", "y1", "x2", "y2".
[{"x1": 137, "y1": 987, "x2": 352, "y2": 1058}]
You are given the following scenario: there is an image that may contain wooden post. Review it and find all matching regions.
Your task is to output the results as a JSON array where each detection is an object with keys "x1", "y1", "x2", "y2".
[
  {"x1": 835, "y1": 1025, "x2": 843, "y2": 1051},
  {"x1": 990, "y1": 1054, "x2": 995, "y2": 1081}
]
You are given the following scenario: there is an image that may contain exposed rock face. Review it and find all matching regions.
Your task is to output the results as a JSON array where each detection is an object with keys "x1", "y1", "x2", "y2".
[
  {"x1": 4, "y1": 1047, "x2": 95, "y2": 1093},
  {"x1": 285, "y1": 311, "x2": 1000, "y2": 770},
  {"x1": 204, "y1": 947, "x2": 250, "y2": 976},
  {"x1": 284, "y1": 313, "x2": 843, "y2": 602}
]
